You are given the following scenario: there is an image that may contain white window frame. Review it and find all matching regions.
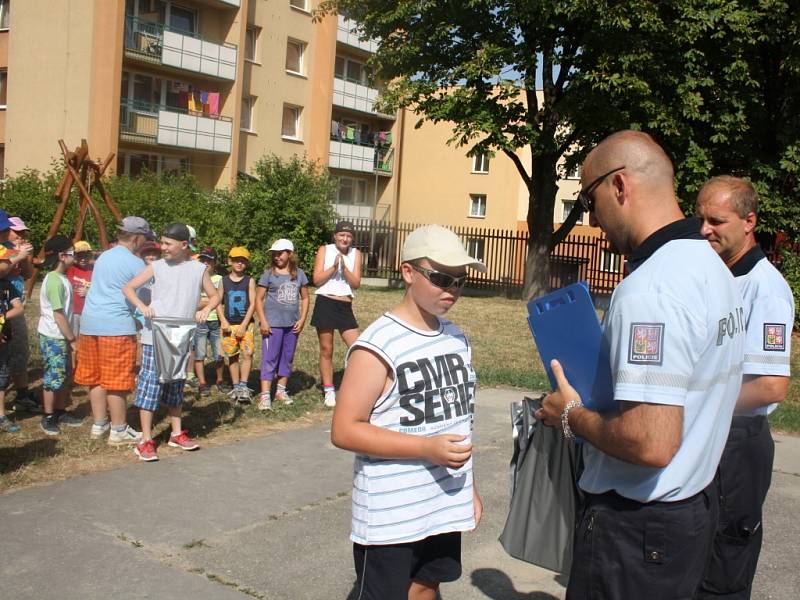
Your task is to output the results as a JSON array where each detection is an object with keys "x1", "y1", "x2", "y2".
[
  {"x1": 240, "y1": 96, "x2": 255, "y2": 132},
  {"x1": 561, "y1": 200, "x2": 583, "y2": 225},
  {"x1": 466, "y1": 238, "x2": 486, "y2": 262},
  {"x1": 118, "y1": 152, "x2": 190, "y2": 177},
  {"x1": 281, "y1": 104, "x2": 302, "y2": 140},
  {"x1": 338, "y1": 177, "x2": 369, "y2": 205},
  {"x1": 289, "y1": 0, "x2": 309, "y2": 12},
  {"x1": 472, "y1": 153, "x2": 489, "y2": 174},
  {"x1": 334, "y1": 55, "x2": 372, "y2": 85},
  {"x1": 245, "y1": 25, "x2": 260, "y2": 63},
  {"x1": 566, "y1": 163, "x2": 582, "y2": 179},
  {"x1": 469, "y1": 194, "x2": 486, "y2": 219},
  {"x1": 285, "y1": 39, "x2": 306, "y2": 76},
  {"x1": 600, "y1": 249, "x2": 622, "y2": 273},
  {"x1": 0, "y1": 0, "x2": 10, "y2": 31}
]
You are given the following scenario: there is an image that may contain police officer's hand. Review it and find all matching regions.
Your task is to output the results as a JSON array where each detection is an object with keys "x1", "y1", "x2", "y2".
[
  {"x1": 423, "y1": 434, "x2": 472, "y2": 469},
  {"x1": 536, "y1": 359, "x2": 581, "y2": 427}
]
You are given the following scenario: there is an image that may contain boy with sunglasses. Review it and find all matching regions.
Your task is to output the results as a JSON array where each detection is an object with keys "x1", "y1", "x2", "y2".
[{"x1": 331, "y1": 224, "x2": 485, "y2": 600}]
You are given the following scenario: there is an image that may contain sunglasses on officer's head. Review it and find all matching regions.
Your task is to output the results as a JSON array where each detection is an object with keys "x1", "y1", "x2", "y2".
[
  {"x1": 577, "y1": 166, "x2": 625, "y2": 213},
  {"x1": 411, "y1": 264, "x2": 468, "y2": 290}
]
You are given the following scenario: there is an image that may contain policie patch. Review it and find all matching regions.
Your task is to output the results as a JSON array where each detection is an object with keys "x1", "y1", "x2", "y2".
[
  {"x1": 628, "y1": 323, "x2": 665, "y2": 365},
  {"x1": 763, "y1": 323, "x2": 786, "y2": 351}
]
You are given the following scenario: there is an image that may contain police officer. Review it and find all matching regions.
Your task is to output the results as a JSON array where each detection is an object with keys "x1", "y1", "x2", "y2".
[
  {"x1": 696, "y1": 176, "x2": 794, "y2": 599},
  {"x1": 538, "y1": 131, "x2": 745, "y2": 599}
]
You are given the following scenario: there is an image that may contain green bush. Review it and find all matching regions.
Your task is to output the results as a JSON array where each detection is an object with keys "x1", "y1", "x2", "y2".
[
  {"x1": 779, "y1": 248, "x2": 800, "y2": 330},
  {"x1": 0, "y1": 154, "x2": 337, "y2": 276}
]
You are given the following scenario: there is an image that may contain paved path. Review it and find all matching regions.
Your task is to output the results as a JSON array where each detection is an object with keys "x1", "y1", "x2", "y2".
[{"x1": 1, "y1": 388, "x2": 798, "y2": 599}]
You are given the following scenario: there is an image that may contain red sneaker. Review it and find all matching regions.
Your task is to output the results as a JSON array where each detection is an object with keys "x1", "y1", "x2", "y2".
[
  {"x1": 134, "y1": 439, "x2": 159, "y2": 462},
  {"x1": 168, "y1": 430, "x2": 199, "y2": 451}
]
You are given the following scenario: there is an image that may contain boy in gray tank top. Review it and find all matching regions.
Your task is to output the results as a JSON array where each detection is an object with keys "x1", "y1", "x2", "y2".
[{"x1": 123, "y1": 223, "x2": 220, "y2": 462}]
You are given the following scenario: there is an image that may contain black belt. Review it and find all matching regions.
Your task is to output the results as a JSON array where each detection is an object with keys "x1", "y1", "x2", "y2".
[{"x1": 589, "y1": 483, "x2": 713, "y2": 509}]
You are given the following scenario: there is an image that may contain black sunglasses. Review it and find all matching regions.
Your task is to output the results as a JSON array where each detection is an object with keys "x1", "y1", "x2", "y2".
[
  {"x1": 577, "y1": 166, "x2": 625, "y2": 213},
  {"x1": 411, "y1": 264, "x2": 468, "y2": 290}
]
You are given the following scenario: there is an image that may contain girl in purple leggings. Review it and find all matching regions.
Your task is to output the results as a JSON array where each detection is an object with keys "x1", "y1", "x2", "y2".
[{"x1": 255, "y1": 239, "x2": 309, "y2": 410}]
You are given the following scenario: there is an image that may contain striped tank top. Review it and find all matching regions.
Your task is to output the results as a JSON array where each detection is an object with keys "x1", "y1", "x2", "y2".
[{"x1": 346, "y1": 312, "x2": 477, "y2": 545}]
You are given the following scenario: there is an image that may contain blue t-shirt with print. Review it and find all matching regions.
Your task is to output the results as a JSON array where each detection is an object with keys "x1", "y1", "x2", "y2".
[{"x1": 257, "y1": 269, "x2": 308, "y2": 328}]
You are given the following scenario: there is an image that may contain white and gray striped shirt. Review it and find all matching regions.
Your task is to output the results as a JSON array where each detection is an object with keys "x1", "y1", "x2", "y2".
[{"x1": 347, "y1": 313, "x2": 477, "y2": 545}]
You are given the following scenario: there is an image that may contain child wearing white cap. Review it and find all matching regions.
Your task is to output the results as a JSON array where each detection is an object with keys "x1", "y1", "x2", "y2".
[
  {"x1": 331, "y1": 224, "x2": 486, "y2": 600},
  {"x1": 255, "y1": 239, "x2": 309, "y2": 409}
]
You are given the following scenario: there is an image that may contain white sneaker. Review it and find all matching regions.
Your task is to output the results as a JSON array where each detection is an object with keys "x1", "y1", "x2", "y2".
[
  {"x1": 323, "y1": 390, "x2": 336, "y2": 408},
  {"x1": 275, "y1": 389, "x2": 293, "y2": 405},
  {"x1": 90, "y1": 421, "x2": 110, "y2": 439},
  {"x1": 258, "y1": 393, "x2": 272, "y2": 411},
  {"x1": 108, "y1": 425, "x2": 143, "y2": 446}
]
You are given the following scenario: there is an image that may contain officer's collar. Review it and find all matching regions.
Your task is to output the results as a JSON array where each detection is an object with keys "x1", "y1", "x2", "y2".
[
  {"x1": 729, "y1": 244, "x2": 766, "y2": 277},
  {"x1": 626, "y1": 217, "x2": 704, "y2": 273}
]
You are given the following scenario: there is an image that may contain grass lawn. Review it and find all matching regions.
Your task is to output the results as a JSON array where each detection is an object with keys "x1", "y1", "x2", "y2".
[{"x1": 1, "y1": 285, "x2": 797, "y2": 493}]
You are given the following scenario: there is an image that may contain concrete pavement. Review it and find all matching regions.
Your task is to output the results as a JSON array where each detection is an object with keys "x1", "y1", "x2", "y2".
[{"x1": 0, "y1": 388, "x2": 798, "y2": 599}]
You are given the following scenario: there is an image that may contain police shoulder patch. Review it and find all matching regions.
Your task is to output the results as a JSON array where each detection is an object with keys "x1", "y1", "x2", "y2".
[
  {"x1": 628, "y1": 322, "x2": 665, "y2": 365},
  {"x1": 763, "y1": 323, "x2": 786, "y2": 351}
]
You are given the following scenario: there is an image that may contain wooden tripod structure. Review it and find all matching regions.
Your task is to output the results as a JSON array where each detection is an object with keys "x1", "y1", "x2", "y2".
[{"x1": 26, "y1": 139, "x2": 123, "y2": 298}]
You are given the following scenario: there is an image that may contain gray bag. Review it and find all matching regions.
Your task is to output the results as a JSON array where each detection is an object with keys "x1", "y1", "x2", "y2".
[
  {"x1": 499, "y1": 396, "x2": 582, "y2": 574},
  {"x1": 151, "y1": 317, "x2": 197, "y2": 384}
]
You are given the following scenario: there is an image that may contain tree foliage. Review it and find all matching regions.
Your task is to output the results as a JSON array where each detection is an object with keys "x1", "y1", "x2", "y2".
[
  {"x1": 0, "y1": 154, "x2": 337, "y2": 275},
  {"x1": 321, "y1": 0, "x2": 800, "y2": 297}
]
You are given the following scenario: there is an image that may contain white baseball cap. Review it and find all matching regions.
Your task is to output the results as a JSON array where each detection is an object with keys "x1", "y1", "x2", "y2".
[
  {"x1": 401, "y1": 224, "x2": 486, "y2": 272},
  {"x1": 269, "y1": 238, "x2": 294, "y2": 252}
]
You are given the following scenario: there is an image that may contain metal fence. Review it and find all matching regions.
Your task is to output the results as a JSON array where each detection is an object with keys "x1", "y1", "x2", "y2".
[{"x1": 350, "y1": 220, "x2": 626, "y2": 297}]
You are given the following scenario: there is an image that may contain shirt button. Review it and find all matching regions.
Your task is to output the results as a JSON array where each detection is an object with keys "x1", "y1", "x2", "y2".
[{"x1": 649, "y1": 551, "x2": 662, "y2": 560}]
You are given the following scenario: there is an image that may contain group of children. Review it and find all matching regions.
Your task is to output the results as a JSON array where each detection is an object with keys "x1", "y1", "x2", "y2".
[{"x1": 2, "y1": 209, "x2": 487, "y2": 596}]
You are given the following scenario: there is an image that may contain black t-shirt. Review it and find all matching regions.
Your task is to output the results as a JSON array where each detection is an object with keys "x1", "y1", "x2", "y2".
[{"x1": 222, "y1": 274, "x2": 251, "y2": 325}]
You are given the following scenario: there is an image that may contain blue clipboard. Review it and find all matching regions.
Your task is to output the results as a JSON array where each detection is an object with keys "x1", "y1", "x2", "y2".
[{"x1": 527, "y1": 282, "x2": 615, "y2": 412}]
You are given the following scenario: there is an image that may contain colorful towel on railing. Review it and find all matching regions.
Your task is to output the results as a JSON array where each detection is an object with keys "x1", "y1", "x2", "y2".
[{"x1": 207, "y1": 92, "x2": 219, "y2": 117}]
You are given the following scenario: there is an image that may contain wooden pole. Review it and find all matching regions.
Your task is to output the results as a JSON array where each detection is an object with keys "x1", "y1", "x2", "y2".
[{"x1": 59, "y1": 148, "x2": 109, "y2": 248}]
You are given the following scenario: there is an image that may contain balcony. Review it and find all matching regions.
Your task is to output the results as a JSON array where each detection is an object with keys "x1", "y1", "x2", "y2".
[
  {"x1": 329, "y1": 139, "x2": 393, "y2": 176},
  {"x1": 333, "y1": 77, "x2": 394, "y2": 119},
  {"x1": 124, "y1": 15, "x2": 237, "y2": 81},
  {"x1": 336, "y1": 15, "x2": 378, "y2": 54},
  {"x1": 119, "y1": 100, "x2": 232, "y2": 154}
]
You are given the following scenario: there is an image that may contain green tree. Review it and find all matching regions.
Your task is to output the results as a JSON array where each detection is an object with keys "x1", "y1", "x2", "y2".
[
  {"x1": 320, "y1": 1, "x2": 800, "y2": 298},
  {"x1": 230, "y1": 154, "x2": 338, "y2": 274}
]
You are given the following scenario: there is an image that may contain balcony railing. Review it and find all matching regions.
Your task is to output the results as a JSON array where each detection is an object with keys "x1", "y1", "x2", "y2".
[
  {"x1": 119, "y1": 100, "x2": 232, "y2": 154},
  {"x1": 336, "y1": 15, "x2": 378, "y2": 53},
  {"x1": 332, "y1": 76, "x2": 395, "y2": 119},
  {"x1": 124, "y1": 15, "x2": 237, "y2": 80},
  {"x1": 329, "y1": 139, "x2": 393, "y2": 176}
]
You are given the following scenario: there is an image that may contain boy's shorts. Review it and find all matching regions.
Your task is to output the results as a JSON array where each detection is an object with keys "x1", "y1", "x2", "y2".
[
  {"x1": 133, "y1": 344, "x2": 184, "y2": 412},
  {"x1": 352, "y1": 532, "x2": 462, "y2": 600},
  {"x1": 75, "y1": 335, "x2": 138, "y2": 392},
  {"x1": 221, "y1": 323, "x2": 255, "y2": 358},
  {"x1": 194, "y1": 320, "x2": 222, "y2": 361},
  {"x1": 0, "y1": 343, "x2": 11, "y2": 389},
  {"x1": 39, "y1": 334, "x2": 72, "y2": 391}
]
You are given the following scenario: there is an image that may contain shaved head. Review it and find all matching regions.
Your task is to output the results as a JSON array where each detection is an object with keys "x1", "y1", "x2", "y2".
[{"x1": 586, "y1": 130, "x2": 675, "y2": 193}]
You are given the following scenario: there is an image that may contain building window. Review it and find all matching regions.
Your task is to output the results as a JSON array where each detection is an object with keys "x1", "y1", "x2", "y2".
[
  {"x1": 561, "y1": 200, "x2": 583, "y2": 225},
  {"x1": 600, "y1": 249, "x2": 622, "y2": 273},
  {"x1": 282, "y1": 104, "x2": 301, "y2": 139},
  {"x1": 469, "y1": 194, "x2": 486, "y2": 218},
  {"x1": 466, "y1": 238, "x2": 485, "y2": 262},
  {"x1": 567, "y1": 163, "x2": 582, "y2": 179},
  {"x1": 168, "y1": 5, "x2": 196, "y2": 34},
  {"x1": 241, "y1": 96, "x2": 255, "y2": 131},
  {"x1": 472, "y1": 153, "x2": 490, "y2": 173},
  {"x1": 0, "y1": 0, "x2": 10, "y2": 30},
  {"x1": 338, "y1": 177, "x2": 368, "y2": 205},
  {"x1": 245, "y1": 26, "x2": 259, "y2": 62},
  {"x1": 285, "y1": 39, "x2": 305, "y2": 75},
  {"x1": 0, "y1": 69, "x2": 7, "y2": 108},
  {"x1": 289, "y1": 0, "x2": 307, "y2": 10},
  {"x1": 334, "y1": 56, "x2": 372, "y2": 85},
  {"x1": 117, "y1": 152, "x2": 190, "y2": 178}
]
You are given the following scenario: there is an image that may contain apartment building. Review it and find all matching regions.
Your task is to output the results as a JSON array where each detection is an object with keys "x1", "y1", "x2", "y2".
[{"x1": 0, "y1": 0, "x2": 402, "y2": 220}]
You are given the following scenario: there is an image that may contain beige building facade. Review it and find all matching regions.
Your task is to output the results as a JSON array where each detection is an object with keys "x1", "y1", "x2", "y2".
[{"x1": 0, "y1": 0, "x2": 590, "y2": 237}]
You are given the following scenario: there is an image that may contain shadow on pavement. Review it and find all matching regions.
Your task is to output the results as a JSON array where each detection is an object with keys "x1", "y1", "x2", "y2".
[
  {"x1": 0, "y1": 437, "x2": 60, "y2": 475},
  {"x1": 471, "y1": 568, "x2": 561, "y2": 599}
]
